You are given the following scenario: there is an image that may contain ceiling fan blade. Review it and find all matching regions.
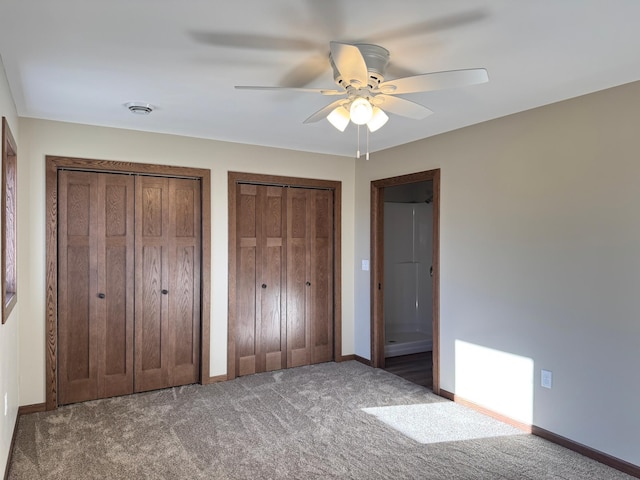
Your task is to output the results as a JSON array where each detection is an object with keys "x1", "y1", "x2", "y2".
[
  {"x1": 279, "y1": 54, "x2": 329, "y2": 88},
  {"x1": 377, "y1": 68, "x2": 488, "y2": 95},
  {"x1": 303, "y1": 99, "x2": 348, "y2": 124},
  {"x1": 190, "y1": 31, "x2": 318, "y2": 51},
  {"x1": 385, "y1": 63, "x2": 420, "y2": 80},
  {"x1": 235, "y1": 86, "x2": 345, "y2": 96},
  {"x1": 330, "y1": 42, "x2": 369, "y2": 86},
  {"x1": 373, "y1": 95, "x2": 433, "y2": 120},
  {"x1": 371, "y1": 9, "x2": 488, "y2": 42},
  {"x1": 307, "y1": 0, "x2": 344, "y2": 39}
]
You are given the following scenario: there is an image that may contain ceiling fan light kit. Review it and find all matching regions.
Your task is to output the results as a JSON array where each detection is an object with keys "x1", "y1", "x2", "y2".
[
  {"x1": 349, "y1": 97, "x2": 373, "y2": 125},
  {"x1": 327, "y1": 106, "x2": 350, "y2": 132},
  {"x1": 367, "y1": 107, "x2": 389, "y2": 133}
]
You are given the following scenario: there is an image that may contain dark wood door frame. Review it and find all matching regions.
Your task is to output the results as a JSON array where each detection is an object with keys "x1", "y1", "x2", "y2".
[
  {"x1": 370, "y1": 169, "x2": 441, "y2": 394},
  {"x1": 45, "y1": 156, "x2": 211, "y2": 410},
  {"x1": 228, "y1": 171, "x2": 342, "y2": 380}
]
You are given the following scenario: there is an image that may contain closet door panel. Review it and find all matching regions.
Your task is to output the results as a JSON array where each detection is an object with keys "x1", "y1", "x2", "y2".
[
  {"x1": 263, "y1": 240, "x2": 283, "y2": 371},
  {"x1": 235, "y1": 184, "x2": 286, "y2": 375},
  {"x1": 261, "y1": 187, "x2": 286, "y2": 372},
  {"x1": 286, "y1": 190, "x2": 310, "y2": 367},
  {"x1": 104, "y1": 246, "x2": 128, "y2": 375},
  {"x1": 59, "y1": 171, "x2": 135, "y2": 404},
  {"x1": 100, "y1": 175, "x2": 135, "y2": 398},
  {"x1": 58, "y1": 172, "x2": 98, "y2": 404},
  {"x1": 168, "y1": 178, "x2": 201, "y2": 385},
  {"x1": 237, "y1": 244, "x2": 257, "y2": 376},
  {"x1": 285, "y1": 188, "x2": 334, "y2": 367},
  {"x1": 173, "y1": 245, "x2": 196, "y2": 365},
  {"x1": 236, "y1": 184, "x2": 259, "y2": 376},
  {"x1": 61, "y1": 245, "x2": 95, "y2": 398},
  {"x1": 311, "y1": 190, "x2": 334, "y2": 364},
  {"x1": 66, "y1": 246, "x2": 92, "y2": 382},
  {"x1": 139, "y1": 245, "x2": 164, "y2": 371},
  {"x1": 135, "y1": 177, "x2": 170, "y2": 392}
]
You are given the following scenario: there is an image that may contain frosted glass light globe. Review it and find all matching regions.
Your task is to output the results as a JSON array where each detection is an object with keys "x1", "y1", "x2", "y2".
[
  {"x1": 327, "y1": 106, "x2": 350, "y2": 131},
  {"x1": 349, "y1": 97, "x2": 373, "y2": 125}
]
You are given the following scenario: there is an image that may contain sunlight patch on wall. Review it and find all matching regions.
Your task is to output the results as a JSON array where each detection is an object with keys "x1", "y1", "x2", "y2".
[
  {"x1": 455, "y1": 340, "x2": 534, "y2": 424},
  {"x1": 362, "y1": 402, "x2": 523, "y2": 444}
]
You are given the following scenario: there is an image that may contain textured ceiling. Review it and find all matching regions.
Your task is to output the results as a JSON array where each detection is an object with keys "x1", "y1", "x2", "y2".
[{"x1": 1, "y1": 0, "x2": 640, "y2": 157}]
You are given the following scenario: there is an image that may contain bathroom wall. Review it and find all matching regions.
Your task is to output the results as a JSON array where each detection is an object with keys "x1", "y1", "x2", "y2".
[{"x1": 383, "y1": 201, "x2": 433, "y2": 337}]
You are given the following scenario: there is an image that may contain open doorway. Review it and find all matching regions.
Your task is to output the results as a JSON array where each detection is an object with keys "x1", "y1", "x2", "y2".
[
  {"x1": 382, "y1": 181, "x2": 433, "y2": 388},
  {"x1": 370, "y1": 169, "x2": 440, "y2": 393}
]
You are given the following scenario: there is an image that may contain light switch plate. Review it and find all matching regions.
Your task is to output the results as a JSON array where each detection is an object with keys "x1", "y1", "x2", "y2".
[{"x1": 361, "y1": 259, "x2": 369, "y2": 271}]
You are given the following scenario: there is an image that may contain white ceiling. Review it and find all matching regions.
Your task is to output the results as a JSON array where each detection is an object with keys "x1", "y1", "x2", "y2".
[{"x1": 1, "y1": 0, "x2": 640, "y2": 157}]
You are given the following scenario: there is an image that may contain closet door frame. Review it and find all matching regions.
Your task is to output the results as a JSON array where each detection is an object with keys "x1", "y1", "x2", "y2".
[
  {"x1": 45, "y1": 156, "x2": 211, "y2": 410},
  {"x1": 227, "y1": 171, "x2": 342, "y2": 380}
]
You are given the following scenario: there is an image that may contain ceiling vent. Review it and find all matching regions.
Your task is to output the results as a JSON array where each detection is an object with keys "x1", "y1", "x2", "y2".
[{"x1": 125, "y1": 102, "x2": 154, "y2": 115}]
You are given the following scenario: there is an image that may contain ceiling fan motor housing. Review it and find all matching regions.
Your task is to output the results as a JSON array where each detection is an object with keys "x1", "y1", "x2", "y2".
[{"x1": 330, "y1": 43, "x2": 390, "y2": 89}]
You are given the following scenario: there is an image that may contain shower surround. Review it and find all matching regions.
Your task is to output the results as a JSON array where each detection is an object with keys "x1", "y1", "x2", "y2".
[{"x1": 384, "y1": 202, "x2": 433, "y2": 357}]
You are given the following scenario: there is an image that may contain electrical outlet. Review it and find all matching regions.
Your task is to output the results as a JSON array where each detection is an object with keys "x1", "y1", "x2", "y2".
[
  {"x1": 541, "y1": 369, "x2": 553, "y2": 389},
  {"x1": 361, "y1": 259, "x2": 369, "y2": 271}
]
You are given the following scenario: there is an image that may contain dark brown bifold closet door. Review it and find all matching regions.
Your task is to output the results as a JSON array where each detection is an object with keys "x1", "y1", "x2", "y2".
[
  {"x1": 235, "y1": 184, "x2": 287, "y2": 377},
  {"x1": 58, "y1": 171, "x2": 135, "y2": 405},
  {"x1": 135, "y1": 176, "x2": 201, "y2": 392},
  {"x1": 58, "y1": 171, "x2": 201, "y2": 405},
  {"x1": 286, "y1": 188, "x2": 334, "y2": 367},
  {"x1": 233, "y1": 183, "x2": 333, "y2": 377}
]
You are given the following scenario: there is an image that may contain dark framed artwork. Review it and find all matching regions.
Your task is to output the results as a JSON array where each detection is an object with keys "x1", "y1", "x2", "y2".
[{"x1": 2, "y1": 117, "x2": 17, "y2": 323}]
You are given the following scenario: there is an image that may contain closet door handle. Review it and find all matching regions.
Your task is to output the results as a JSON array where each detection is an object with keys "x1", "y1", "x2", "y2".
[
  {"x1": 97, "y1": 293, "x2": 106, "y2": 299},
  {"x1": 262, "y1": 284, "x2": 267, "y2": 289},
  {"x1": 161, "y1": 289, "x2": 169, "y2": 295},
  {"x1": 305, "y1": 281, "x2": 311, "y2": 286}
]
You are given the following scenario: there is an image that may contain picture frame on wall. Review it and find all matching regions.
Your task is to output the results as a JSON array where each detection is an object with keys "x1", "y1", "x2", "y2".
[{"x1": 1, "y1": 117, "x2": 17, "y2": 324}]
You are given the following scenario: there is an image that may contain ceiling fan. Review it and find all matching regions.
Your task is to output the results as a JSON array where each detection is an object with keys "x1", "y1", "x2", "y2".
[{"x1": 235, "y1": 41, "x2": 489, "y2": 133}]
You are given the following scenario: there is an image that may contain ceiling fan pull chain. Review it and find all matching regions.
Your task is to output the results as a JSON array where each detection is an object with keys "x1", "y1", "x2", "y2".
[
  {"x1": 366, "y1": 127, "x2": 370, "y2": 161},
  {"x1": 356, "y1": 124, "x2": 361, "y2": 159}
]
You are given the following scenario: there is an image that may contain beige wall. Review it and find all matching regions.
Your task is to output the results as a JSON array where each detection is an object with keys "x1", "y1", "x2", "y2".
[
  {"x1": 354, "y1": 80, "x2": 640, "y2": 466},
  {"x1": 0, "y1": 56, "x2": 20, "y2": 475},
  {"x1": 8, "y1": 59, "x2": 640, "y2": 470},
  {"x1": 17, "y1": 118, "x2": 356, "y2": 405}
]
